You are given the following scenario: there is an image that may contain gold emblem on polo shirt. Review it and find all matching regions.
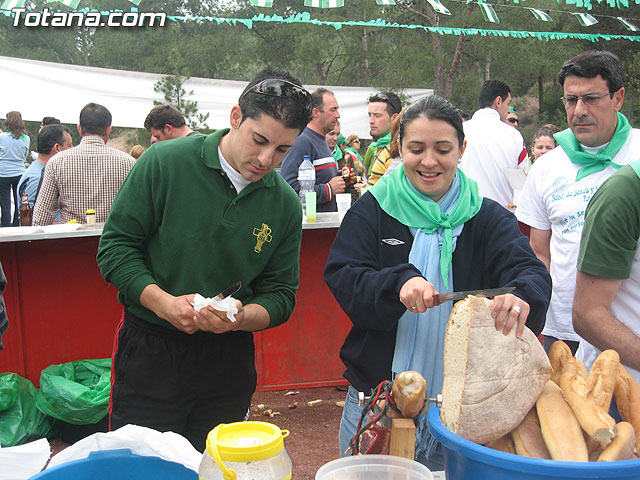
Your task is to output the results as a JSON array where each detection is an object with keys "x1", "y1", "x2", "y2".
[{"x1": 253, "y1": 223, "x2": 272, "y2": 253}]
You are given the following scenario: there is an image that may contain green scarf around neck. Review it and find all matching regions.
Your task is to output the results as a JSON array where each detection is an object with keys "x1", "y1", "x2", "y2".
[
  {"x1": 554, "y1": 112, "x2": 631, "y2": 181},
  {"x1": 368, "y1": 132, "x2": 392, "y2": 150},
  {"x1": 332, "y1": 147, "x2": 342, "y2": 164},
  {"x1": 370, "y1": 166, "x2": 482, "y2": 283}
]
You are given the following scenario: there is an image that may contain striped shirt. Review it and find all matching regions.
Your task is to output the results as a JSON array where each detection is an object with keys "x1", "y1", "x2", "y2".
[{"x1": 33, "y1": 136, "x2": 136, "y2": 225}]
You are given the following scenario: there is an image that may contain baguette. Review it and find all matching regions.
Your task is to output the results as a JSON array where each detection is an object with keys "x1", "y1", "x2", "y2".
[
  {"x1": 536, "y1": 380, "x2": 588, "y2": 462},
  {"x1": 613, "y1": 365, "x2": 640, "y2": 449},
  {"x1": 485, "y1": 434, "x2": 516, "y2": 454},
  {"x1": 559, "y1": 357, "x2": 617, "y2": 447},
  {"x1": 587, "y1": 350, "x2": 620, "y2": 411},
  {"x1": 597, "y1": 422, "x2": 637, "y2": 462},
  {"x1": 549, "y1": 340, "x2": 573, "y2": 385},
  {"x1": 392, "y1": 371, "x2": 426, "y2": 418},
  {"x1": 510, "y1": 408, "x2": 551, "y2": 459}
]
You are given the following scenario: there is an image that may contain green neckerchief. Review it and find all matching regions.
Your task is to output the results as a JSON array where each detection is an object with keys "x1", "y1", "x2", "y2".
[
  {"x1": 630, "y1": 159, "x2": 640, "y2": 179},
  {"x1": 332, "y1": 147, "x2": 342, "y2": 164},
  {"x1": 370, "y1": 165, "x2": 482, "y2": 283},
  {"x1": 368, "y1": 132, "x2": 392, "y2": 150},
  {"x1": 554, "y1": 112, "x2": 631, "y2": 181},
  {"x1": 344, "y1": 146, "x2": 363, "y2": 162},
  {"x1": 364, "y1": 133, "x2": 392, "y2": 175}
]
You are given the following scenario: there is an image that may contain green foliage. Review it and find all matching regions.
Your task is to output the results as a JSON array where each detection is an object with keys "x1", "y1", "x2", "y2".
[
  {"x1": 153, "y1": 73, "x2": 210, "y2": 129},
  {"x1": 2, "y1": 0, "x2": 640, "y2": 135}
]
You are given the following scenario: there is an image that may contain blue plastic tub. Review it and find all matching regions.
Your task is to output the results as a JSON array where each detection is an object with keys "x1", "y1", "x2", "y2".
[
  {"x1": 428, "y1": 407, "x2": 640, "y2": 480},
  {"x1": 31, "y1": 449, "x2": 198, "y2": 479}
]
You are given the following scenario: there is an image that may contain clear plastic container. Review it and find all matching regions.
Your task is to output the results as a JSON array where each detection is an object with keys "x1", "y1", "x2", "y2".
[
  {"x1": 198, "y1": 447, "x2": 291, "y2": 480},
  {"x1": 315, "y1": 454, "x2": 433, "y2": 480},
  {"x1": 198, "y1": 421, "x2": 291, "y2": 480}
]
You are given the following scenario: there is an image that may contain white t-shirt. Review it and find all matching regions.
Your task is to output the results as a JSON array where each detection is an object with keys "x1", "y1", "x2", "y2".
[
  {"x1": 459, "y1": 108, "x2": 526, "y2": 207},
  {"x1": 219, "y1": 147, "x2": 250, "y2": 193},
  {"x1": 516, "y1": 129, "x2": 640, "y2": 342}
]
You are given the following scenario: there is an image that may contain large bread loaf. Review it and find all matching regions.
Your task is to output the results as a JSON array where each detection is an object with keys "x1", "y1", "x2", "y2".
[{"x1": 440, "y1": 295, "x2": 552, "y2": 444}]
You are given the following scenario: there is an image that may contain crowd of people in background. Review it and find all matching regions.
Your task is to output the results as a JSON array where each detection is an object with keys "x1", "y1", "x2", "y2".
[{"x1": 2, "y1": 80, "x2": 563, "y2": 227}]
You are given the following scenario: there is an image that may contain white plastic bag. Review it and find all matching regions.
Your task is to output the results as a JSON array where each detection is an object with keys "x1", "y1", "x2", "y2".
[
  {"x1": 46, "y1": 424, "x2": 201, "y2": 473},
  {"x1": 0, "y1": 438, "x2": 50, "y2": 480}
]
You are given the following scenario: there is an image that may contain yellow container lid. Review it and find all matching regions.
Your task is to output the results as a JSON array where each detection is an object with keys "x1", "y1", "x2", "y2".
[
  {"x1": 86, "y1": 209, "x2": 96, "y2": 214},
  {"x1": 206, "y1": 421, "x2": 289, "y2": 463}
]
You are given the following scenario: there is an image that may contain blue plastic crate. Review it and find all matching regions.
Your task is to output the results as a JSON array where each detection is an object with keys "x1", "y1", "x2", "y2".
[
  {"x1": 429, "y1": 407, "x2": 640, "y2": 480},
  {"x1": 31, "y1": 449, "x2": 198, "y2": 479}
]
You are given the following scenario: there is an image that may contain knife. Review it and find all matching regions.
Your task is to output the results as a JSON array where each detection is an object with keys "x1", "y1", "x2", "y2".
[
  {"x1": 215, "y1": 280, "x2": 242, "y2": 300},
  {"x1": 433, "y1": 286, "x2": 515, "y2": 306}
]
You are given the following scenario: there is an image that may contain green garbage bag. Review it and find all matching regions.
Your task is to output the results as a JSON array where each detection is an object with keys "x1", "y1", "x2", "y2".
[
  {"x1": 0, "y1": 372, "x2": 55, "y2": 446},
  {"x1": 36, "y1": 358, "x2": 111, "y2": 425}
]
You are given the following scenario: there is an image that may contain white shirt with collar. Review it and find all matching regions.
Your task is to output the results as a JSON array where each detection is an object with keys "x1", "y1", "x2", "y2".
[{"x1": 459, "y1": 108, "x2": 526, "y2": 207}]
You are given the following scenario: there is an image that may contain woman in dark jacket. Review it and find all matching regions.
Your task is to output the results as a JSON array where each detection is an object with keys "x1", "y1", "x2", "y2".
[{"x1": 324, "y1": 95, "x2": 551, "y2": 469}]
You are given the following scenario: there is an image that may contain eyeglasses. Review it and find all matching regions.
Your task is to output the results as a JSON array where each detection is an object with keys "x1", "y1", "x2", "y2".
[
  {"x1": 239, "y1": 79, "x2": 312, "y2": 104},
  {"x1": 506, "y1": 117, "x2": 519, "y2": 124},
  {"x1": 560, "y1": 92, "x2": 613, "y2": 108}
]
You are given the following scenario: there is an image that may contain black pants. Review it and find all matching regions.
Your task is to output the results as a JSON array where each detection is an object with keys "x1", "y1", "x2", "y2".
[
  {"x1": 109, "y1": 311, "x2": 257, "y2": 452},
  {"x1": 542, "y1": 334, "x2": 580, "y2": 356},
  {"x1": 0, "y1": 175, "x2": 22, "y2": 227}
]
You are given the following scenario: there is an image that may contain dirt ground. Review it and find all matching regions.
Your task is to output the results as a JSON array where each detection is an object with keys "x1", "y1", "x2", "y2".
[{"x1": 49, "y1": 386, "x2": 348, "y2": 479}]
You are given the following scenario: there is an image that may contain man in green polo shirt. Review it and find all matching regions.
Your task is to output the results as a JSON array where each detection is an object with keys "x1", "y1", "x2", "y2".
[
  {"x1": 97, "y1": 68, "x2": 312, "y2": 451},
  {"x1": 573, "y1": 160, "x2": 640, "y2": 386}
]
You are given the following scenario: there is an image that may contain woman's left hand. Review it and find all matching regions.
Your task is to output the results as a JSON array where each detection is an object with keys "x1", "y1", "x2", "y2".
[{"x1": 490, "y1": 294, "x2": 529, "y2": 338}]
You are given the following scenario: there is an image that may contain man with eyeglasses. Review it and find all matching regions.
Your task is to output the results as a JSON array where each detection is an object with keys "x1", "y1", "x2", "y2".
[
  {"x1": 97, "y1": 68, "x2": 313, "y2": 451},
  {"x1": 280, "y1": 87, "x2": 345, "y2": 212},
  {"x1": 459, "y1": 80, "x2": 528, "y2": 208},
  {"x1": 364, "y1": 91, "x2": 401, "y2": 186},
  {"x1": 516, "y1": 50, "x2": 639, "y2": 357}
]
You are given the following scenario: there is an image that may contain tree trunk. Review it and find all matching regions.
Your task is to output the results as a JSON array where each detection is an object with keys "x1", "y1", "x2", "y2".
[{"x1": 538, "y1": 75, "x2": 544, "y2": 119}]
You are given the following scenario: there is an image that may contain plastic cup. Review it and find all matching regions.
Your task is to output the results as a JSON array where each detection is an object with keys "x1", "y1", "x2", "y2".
[
  {"x1": 305, "y1": 192, "x2": 317, "y2": 223},
  {"x1": 336, "y1": 193, "x2": 351, "y2": 221}
]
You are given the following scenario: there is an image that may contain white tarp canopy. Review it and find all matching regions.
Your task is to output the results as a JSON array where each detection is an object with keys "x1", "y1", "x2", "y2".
[{"x1": 0, "y1": 55, "x2": 433, "y2": 139}]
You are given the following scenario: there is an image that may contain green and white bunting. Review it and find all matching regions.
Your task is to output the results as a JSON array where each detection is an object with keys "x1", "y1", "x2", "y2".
[
  {"x1": 1, "y1": 0, "x2": 25, "y2": 8},
  {"x1": 251, "y1": 0, "x2": 273, "y2": 6},
  {"x1": 617, "y1": 17, "x2": 639, "y2": 31},
  {"x1": 573, "y1": 12, "x2": 598, "y2": 27},
  {"x1": 376, "y1": 0, "x2": 396, "y2": 5},
  {"x1": 304, "y1": 0, "x2": 344, "y2": 7},
  {"x1": 45, "y1": 0, "x2": 81, "y2": 7},
  {"x1": 529, "y1": 8, "x2": 551, "y2": 22},
  {"x1": 427, "y1": 0, "x2": 451, "y2": 15},
  {"x1": 479, "y1": 3, "x2": 499, "y2": 24}
]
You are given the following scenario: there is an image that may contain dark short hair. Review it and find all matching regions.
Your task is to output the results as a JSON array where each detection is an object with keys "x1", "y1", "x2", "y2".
[
  {"x1": 37, "y1": 124, "x2": 70, "y2": 155},
  {"x1": 478, "y1": 80, "x2": 511, "y2": 109},
  {"x1": 79, "y1": 103, "x2": 112, "y2": 135},
  {"x1": 311, "y1": 88, "x2": 334, "y2": 112},
  {"x1": 399, "y1": 95, "x2": 465, "y2": 149},
  {"x1": 558, "y1": 50, "x2": 623, "y2": 93},
  {"x1": 144, "y1": 104, "x2": 186, "y2": 131},
  {"x1": 41, "y1": 116, "x2": 60, "y2": 126},
  {"x1": 238, "y1": 67, "x2": 312, "y2": 132},
  {"x1": 368, "y1": 91, "x2": 402, "y2": 117}
]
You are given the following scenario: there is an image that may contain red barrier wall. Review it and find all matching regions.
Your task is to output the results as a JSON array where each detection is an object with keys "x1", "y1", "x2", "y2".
[{"x1": 0, "y1": 228, "x2": 351, "y2": 391}]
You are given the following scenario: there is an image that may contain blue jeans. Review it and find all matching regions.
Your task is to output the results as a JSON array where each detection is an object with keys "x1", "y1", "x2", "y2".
[
  {"x1": 339, "y1": 385, "x2": 445, "y2": 471},
  {"x1": 0, "y1": 175, "x2": 21, "y2": 227}
]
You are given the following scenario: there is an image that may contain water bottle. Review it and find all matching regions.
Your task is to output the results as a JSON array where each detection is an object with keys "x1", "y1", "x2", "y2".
[{"x1": 297, "y1": 155, "x2": 315, "y2": 215}]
